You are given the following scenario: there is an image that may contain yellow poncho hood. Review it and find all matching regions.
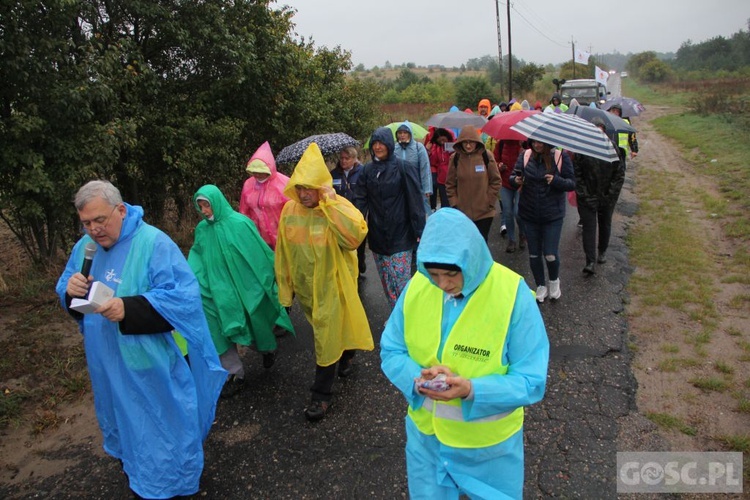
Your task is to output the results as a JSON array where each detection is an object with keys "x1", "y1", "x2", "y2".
[{"x1": 284, "y1": 142, "x2": 333, "y2": 202}]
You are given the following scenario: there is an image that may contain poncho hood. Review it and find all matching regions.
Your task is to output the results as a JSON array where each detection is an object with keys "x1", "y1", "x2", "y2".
[
  {"x1": 417, "y1": 208, "x2": 492, "y2": 296},
  {"x1": 246, "y1": 141, "x2": 278, "y2": 176},
  {"x1": 194, "y1": 184, "x2": 232, "y2": 223},
  {"x1": 284, "y1": 142, "x2": 333, "y2": 202},
  {"x1": 478, "y1": 98, "x2": 491, "y2": 113}
]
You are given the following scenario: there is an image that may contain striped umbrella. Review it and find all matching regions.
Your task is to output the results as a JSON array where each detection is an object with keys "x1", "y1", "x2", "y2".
[{"x1": 511, "y1": 113, "x2": 620, "y2": 163}]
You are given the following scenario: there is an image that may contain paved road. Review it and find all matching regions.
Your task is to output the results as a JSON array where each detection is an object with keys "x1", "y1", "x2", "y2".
[{"x1": 2, "y1": 161, "x2": 658, "y2": 499}]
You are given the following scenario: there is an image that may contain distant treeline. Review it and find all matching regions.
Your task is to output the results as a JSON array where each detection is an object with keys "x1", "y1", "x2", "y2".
[{"x1": 672, "y1": 23, "x2": 750, "y2": 72}]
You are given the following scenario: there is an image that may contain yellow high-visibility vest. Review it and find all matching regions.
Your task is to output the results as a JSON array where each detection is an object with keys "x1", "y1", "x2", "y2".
[
  {"x1": 404, "y1": 264, "x2": 525, "y2": 448},
  {"x1": 618, "y1": 117, "x2": 632, "y2": 157}
]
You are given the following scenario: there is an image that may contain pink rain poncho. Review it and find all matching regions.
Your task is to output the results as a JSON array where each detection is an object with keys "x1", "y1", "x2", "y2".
[{"x1": 239, "y1": 141, "x2": 290, "y2": 250}]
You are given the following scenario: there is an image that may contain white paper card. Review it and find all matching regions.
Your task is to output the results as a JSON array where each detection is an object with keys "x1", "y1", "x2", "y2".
[{"x1": 70, "y1": 281, "x2": 115, "y2": 314}]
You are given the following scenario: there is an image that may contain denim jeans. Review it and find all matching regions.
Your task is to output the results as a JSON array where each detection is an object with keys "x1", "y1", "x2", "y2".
[
  {"x1": 500, "y1": 187, "x2": 524, "y2": 243},
  {"x1": 522, "y1": 217, "x2": 564, "y2": 287}
]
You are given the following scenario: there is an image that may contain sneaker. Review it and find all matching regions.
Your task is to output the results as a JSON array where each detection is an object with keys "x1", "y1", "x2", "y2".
[
  {"x1": 536, "y1": 285, "x2": 547, "y2": 303},
  {"x1": 577, "y1": 219, "x2": 583, "y2": 228},
  {"x1": 583, "y1": 262, "x2": 596, "y2": 275},
  {"x1": 304, "y1": 400, "x2": 329, "y2": 422},
  {"x1": 505, "y1": 241, "x2": 517, "y2": 253},
  {"x1": 518, "y1": 236, "x2": 527, "y2": 250},
  {"x1": 220, "y1": 375, "x2": 245, "y2": 399},
  {"x1": 548, "y1": 279, "x2": 561, "y2": 300},
  {"x1": 262, "y1": 352, "x2": 276, "y2": 369},
  {"x1": 597, "y1": 252, "x2": 607, "y2": 264},
  {"x1": 500, "y1": 225, "x2": 507, "y2": 237}
]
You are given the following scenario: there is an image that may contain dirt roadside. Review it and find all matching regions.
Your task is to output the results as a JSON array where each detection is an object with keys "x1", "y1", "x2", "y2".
[{"x1": 621, "y1": 106, "x2": 750, "y2": 453}]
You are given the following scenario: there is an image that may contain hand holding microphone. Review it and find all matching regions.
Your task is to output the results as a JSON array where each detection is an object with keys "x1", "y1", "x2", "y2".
[{"x1": 66, "y1": 242, "x2": 96, "y2": 298}]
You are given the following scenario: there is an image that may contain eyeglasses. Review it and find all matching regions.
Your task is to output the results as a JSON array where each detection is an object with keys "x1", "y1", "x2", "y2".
[{"x1": 81, "y1": 205, "x2": 118, "y2": 233}]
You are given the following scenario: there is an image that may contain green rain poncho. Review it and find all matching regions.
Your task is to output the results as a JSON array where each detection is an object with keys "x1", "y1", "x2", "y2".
[{"x1": 188, "y1": 184, "x2": 293, "y2": 355}]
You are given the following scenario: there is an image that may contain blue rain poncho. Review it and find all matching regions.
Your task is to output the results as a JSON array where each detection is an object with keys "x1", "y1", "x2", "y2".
[
  {"x1": 56, "y1": 204, "x2": 226, "y2": 499},
  {"x1": 380, "y1": 208, "x2": 549, "y2": 499}
]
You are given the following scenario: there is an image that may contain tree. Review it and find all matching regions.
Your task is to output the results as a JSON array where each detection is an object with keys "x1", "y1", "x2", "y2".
[
  {"x1": 511, "y1": 63, "x2": 545, "y2": 95},
  {"x1": 626, "y1": 51, "x2": 658, "y2": 78},
  {"x1": 0, "y1": 0, "x2": 379, "y2": 263},
  {"x1": 454, "y1": 76, "x2": 494, "y2": 110},
  {"x1": 393, "y1": 68, "x2": 429, "y2": 92},
  {"x1": 640, "y1": 59, "x2": 673, "y2": 83}
]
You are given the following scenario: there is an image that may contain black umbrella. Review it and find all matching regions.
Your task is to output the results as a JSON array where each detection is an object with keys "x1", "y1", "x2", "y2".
[
  {"x1": 276, "y1": 133, "x2": 360, "y2": 164},
  {"x1": 566, "y1": 105, "x2": 636, "y2": 136},
  {"x1": 601, "y1": 97, "x2": 645, "y2": 118}
]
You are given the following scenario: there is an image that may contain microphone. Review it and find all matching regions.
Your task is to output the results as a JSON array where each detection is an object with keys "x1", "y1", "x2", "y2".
[
  {"x1": 81, "y1": 242, "x2": 96, "y2": 278},
  {"x1": 80, "y1": 242, "x2": 97, "y2": 300}
]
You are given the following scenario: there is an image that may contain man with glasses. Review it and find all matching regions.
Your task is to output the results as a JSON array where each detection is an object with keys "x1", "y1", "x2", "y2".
[{"x1": 56, "y1": 180, "x2": 226, "y2": 499}]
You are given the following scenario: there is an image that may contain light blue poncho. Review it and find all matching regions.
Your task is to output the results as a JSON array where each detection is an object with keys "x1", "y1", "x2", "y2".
[{"x1": 56, "y1": 203, "x2": 226, "y2": 498}]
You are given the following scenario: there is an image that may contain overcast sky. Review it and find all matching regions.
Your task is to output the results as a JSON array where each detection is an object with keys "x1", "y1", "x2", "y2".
[{"x1": 278, "y1": 0, "x2": 748, "y2": 68}]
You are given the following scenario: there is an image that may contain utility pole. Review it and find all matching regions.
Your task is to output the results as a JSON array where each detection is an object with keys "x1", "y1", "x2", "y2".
[
  {"x1": 495, "y1": 0, "x2": 504, "y2": 98},
  {"x1": 571, "y1": 37, "x2": 576, "y2": 79},
  {"x1": 506, "y1": 0, "x2": 512, "y2": 101}
]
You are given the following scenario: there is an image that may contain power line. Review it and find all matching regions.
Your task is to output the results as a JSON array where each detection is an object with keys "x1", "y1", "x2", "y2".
[
  {"x1": 506, "y1": 1, "x2": 569, "y2": 49},
  {"x1": 510, "y1": 0, "x2": 567, "y2": 42}
]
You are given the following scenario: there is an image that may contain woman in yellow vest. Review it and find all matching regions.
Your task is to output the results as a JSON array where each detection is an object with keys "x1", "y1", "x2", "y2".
[{"x1": 381, "y1": 208, "x2": 549, "y2": 499}]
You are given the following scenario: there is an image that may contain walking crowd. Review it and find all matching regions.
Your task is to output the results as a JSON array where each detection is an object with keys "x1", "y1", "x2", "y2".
[{"x1": 55, "y1": 91, "x2": 633, "y2": 499}]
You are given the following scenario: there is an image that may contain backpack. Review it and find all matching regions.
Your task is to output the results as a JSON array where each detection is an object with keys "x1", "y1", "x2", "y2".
[{"x1": 522, "y1": 148, "x2": 563, "y2": 171}]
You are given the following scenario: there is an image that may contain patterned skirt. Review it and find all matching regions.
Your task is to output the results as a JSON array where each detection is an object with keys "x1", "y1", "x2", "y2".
[{"x1": 373, "y1": 250, "x2": 413, "y2": 309}]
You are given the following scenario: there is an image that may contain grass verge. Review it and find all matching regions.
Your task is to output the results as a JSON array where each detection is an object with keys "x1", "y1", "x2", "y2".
[
  {"x1": 0, "y1": 267, "x2": 89, "y2": 433},
  {"x1": 645, "y1": 411, "x2": 697, "y2": 436}
]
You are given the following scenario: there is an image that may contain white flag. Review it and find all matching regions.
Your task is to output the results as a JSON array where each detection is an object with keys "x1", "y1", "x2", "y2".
[
  {"x1": 574, "y1": 49, "x2": 590, "y2": 65},
  {"x1": 595, "y1": 66, "x2": 609, "y2": 85}
]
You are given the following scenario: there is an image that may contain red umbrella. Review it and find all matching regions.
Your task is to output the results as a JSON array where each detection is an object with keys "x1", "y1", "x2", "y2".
[{"x1": 482, "y1": 110, "x2": 540, "y2": 141}]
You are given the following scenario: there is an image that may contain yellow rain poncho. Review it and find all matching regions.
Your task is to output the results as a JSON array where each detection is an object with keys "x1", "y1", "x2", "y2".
[{"x1": 275, "y1": 143, "x2": 374, "y2": 366}]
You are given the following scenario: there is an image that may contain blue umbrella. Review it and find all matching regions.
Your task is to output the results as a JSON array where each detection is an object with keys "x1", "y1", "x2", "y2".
[
  {"x1": 511, "y1": 113, "x2": 620, "y2": 163},
  {"x1": 276, "y1": 133, "x2": 360, "y2": 164}
]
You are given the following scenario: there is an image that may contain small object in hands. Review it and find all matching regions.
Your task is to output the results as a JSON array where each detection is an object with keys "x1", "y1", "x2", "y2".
[{"x1": 420, "y1": 373, "x2": 451, "y2": 392}]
